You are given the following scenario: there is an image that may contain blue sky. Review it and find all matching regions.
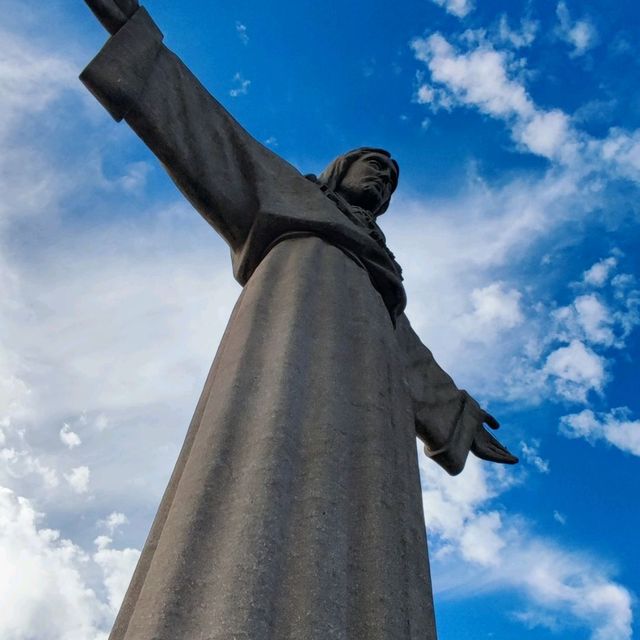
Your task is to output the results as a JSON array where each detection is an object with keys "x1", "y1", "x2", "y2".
[{"x1": 0, "y1": 0, "x2": 638, "y2": 638}]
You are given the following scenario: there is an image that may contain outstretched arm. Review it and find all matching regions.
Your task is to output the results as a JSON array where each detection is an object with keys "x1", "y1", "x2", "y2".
[
  {"x1": 81, "y1": 1, "x2": 306, "y2": 252},
  {"x1": 396, "y1": 314, "x2": 518, "y2": 475}
]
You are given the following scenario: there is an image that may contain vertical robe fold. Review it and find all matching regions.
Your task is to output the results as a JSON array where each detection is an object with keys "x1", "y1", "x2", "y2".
[{"x1": 80, "y1": 8, "x2": 484, "y2": 638}]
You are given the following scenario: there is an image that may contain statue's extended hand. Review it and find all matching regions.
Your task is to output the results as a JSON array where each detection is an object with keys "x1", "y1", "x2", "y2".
[
  {"x1": 471, "y1": 411, "x2": 519, "y2": 465},
  {"x1": 84, "y1": 0, "x2": 139, "y2": 35}
]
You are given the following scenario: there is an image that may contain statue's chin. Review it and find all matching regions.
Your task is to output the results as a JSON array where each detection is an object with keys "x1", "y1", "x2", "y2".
[{"x1": 352, "y1": 189, "x2": 381, "y2": 213}]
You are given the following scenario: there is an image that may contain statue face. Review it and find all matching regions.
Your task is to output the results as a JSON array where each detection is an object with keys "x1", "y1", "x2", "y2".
[{"x1": 336, "y1": 152, "x2": 398, "y2": 214}]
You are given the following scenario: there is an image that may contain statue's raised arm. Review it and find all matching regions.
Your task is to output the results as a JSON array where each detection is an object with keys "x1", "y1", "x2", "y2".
[{"x1": 82, "y1": 0, "x2": 312, "y2": 254}]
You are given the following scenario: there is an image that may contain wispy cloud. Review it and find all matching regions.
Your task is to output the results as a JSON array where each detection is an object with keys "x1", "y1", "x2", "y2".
[
  {"x1": 229, "y1": 72, "x2": 251, "y2": 97},
  {"x1": 497, "y1": 14, "x2": 538, "y2": 49},
  {"x1": 560, "y1": 408, "x2": 640, "y2": 457},
  {"x1": 411, "y1": 30, "x2": 640, "y2": 176},
  {"x1": 235, "y1": 21, "x2": 249, "y2": 45},
  {"x1": 421, "y1": 454, "x2": 633, "y2": 640},
  {"x1": 520, "y1": 440, "x2": 550, "y2": 474},
  {"x1": 556, "y1": 1, "x2": 598, "y2": 57}
]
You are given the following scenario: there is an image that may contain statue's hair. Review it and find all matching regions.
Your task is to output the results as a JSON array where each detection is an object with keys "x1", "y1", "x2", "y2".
[{"x1": 317, "y1": 147, "x2": 399, "y2": 215}]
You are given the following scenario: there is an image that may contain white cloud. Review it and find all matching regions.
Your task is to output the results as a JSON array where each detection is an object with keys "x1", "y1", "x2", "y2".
[
  {"x1": 411, "y1": 32, "x2": 640, "y2": 177},
  {"x1": 454, "y1": 282, "x2": 523, "y2": 343},
  {"x1": 469, "y1": 282, "x2": 523, "y2": 328},
  {"x1": 93, "y1": 535, "x2": 140, "y2": 615},
  {"x1": 421, "y1": 454, "x2": 633, "y2": 640},
  {"x1": 0, "y1": 27, "x2": 77, "y2": 140},
  {"x1": 65, "y1": 466, "x2": 90, "y2": 494},
  {"x1": 551, "y1": 262, "x2": 639, "y2": 352},
  {"x1": 229, "y1": 72, "x2": 251, "y2": 97},
  {"x1": 430, "y1": 0, "x2": 474, "y2": 19},
  {"x1": 560, "y1": 408, "x2": 640, "y2": 457},
  {"x1": 1, "y1": 446, "x2": 59, "y2": 490},
  {"x1": 412, "y1": 34, "x2": 533, "y2": 120},
  {"x1": 584, "y1": 257, "x2": 618, "y2": 287},
  {"x1": 235, "y1": 21, "x2": 249, "y2": 45},
  {"x1": 458, "y1": 511, "x2": 505, "y2": 565},
  {"x1": 516, "y1": 109, "x2": 572, "y2": 159},
  {"x1": 411, "y1": 33, "x2": 576, "y2": 161},
  {"x1": 574, "y1": 294, "x2": 615, "y2": 346},
  {"x1": 99, "y1": 512, "x2": 128, "y2": 536},
  {"x1": 521, "y1": 440, "x2": 550, "y2": 474},
  {"x1": 556, "y1": 1, "x2": 598, "y2": 57},
  {"x1": 544, "y1": 340, "x2": 606, "y2": 403},
  {"x1": 60, "y1": 424, "x2": 82, "y2": 450},
  {"x1": 0, "y1": 487, "x2": 110, "y2": 639},
  {"x1": 497, "y1": 15, "x2": 538, "y2": 49},
  {"x1": 553, "y1": 510, "x2": 567, "y2": 525}
]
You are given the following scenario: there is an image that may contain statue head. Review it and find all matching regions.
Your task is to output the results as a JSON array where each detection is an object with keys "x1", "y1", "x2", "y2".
[{"x1": 318, "y1": 148, "x2": 399, "y2": 216}]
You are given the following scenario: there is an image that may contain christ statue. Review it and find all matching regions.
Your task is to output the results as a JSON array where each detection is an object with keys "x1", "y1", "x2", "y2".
[{"x1": 81, "y1": 2, "x2": 518, "y2": 639}]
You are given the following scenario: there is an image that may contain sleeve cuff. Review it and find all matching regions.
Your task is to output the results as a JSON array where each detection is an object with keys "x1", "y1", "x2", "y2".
[
  {"x1": 423, "y1": 391, "x2": 481, "y2": 476},
  {"x1": 80, "y1": 7, "x2": 164, "y2": 122}
]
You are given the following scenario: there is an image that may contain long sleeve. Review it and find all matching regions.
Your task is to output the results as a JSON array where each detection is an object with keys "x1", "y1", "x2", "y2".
[
  {"x1": 396, "y1": 314, "x2": 483, "y2": 475},
  {"x1": 80, "y1": 7, "x2": 307, "y2": 253}
]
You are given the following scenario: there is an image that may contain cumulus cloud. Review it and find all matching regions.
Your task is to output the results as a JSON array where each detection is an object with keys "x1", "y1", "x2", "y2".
[
  {"x1": 454, "y1": 282, "x2": 523, "y2": 343},
  {"x1": 429, "y1": 0, "x2": 474, "y2": 19},
  {"x1": 560, "y1": 408, "x2": 640, "y2": 457},
  {"x1": 60, "y1": 424, "x2": 82, "y2": 449},
  {"x1": 556, "y1": 1, "x2": 598, "y2": 57},
  {"x1": 99, "y1": 512, "x2": 129, "y2": 536},
  {"x1": 551, "y1": 261, "x2": 640, "y2": 354},
  {"x1": 544, "y1": 340, "x2": 606, "y2": 403},
  {"x1": 65, "y1": 466, "x2": 90, "y2": 494},
  {"x1": 93, "y1": 535, "x2": 140, "y2": 615},
  {"x1": 573, "y1": 295, "x2": 616, "y2": 346},
  {"x1": 0, "y1": 487, "x2": 110, "y2": 640},
  {"x1": 584, "y1": 257, "x2": 618, "y2": 287}
]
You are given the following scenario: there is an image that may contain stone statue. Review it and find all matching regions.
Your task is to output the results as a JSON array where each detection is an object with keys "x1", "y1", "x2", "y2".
[{"x1": 81, "y1": 2, "x2": 518, "y2": 639}]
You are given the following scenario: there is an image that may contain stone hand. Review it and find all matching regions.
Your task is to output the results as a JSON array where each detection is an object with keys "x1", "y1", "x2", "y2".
[
  {"x1": 84, "y1": 0, "x2": 139, "y2": 34},
  {"x1": 471, "y1": 411, "x2": 519, "y2": 465}
]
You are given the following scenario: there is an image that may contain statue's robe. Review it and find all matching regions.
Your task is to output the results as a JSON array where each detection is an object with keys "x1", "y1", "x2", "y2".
[{"x1": 81, "y1": 8, "x2": 484, "y2": 639}]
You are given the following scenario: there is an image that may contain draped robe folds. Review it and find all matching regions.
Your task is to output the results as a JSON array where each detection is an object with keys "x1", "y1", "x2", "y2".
[{"x1": 81, "y1": 8, "x2": 485, "y2": 639}]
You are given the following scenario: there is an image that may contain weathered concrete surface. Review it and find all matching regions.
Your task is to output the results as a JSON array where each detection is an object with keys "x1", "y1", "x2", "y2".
[{"x1": 111, "y1": 236, "x2": 437, "y2": 639}]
